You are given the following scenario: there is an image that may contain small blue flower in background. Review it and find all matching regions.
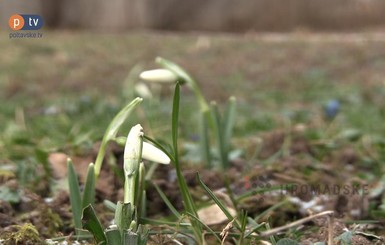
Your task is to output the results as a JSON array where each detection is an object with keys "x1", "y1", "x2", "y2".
[{"x1": 324, "y1": 99, "x2": 340, "y2": 119}]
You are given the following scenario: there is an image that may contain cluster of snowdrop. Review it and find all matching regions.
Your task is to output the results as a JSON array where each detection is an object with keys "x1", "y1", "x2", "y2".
[
  {"x1": 68, "y1": 57, "x2": 237, "y2": 244},
  {"x1": 137, "y1": 57, "x2": 236, "y2": 169}
]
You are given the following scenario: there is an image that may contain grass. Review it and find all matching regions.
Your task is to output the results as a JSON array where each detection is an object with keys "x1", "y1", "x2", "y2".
[
  {"x1": 1, "y1": 30, "x2": 385, "y2": 243},
  {"x1": 1, "y1": 32, "x2": 384, "y2": 153}
]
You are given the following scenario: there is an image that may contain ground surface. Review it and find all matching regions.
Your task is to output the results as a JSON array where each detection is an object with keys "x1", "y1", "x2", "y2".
[{"x1": 1, "y1": 30, "x2": 385, "y2": 244}]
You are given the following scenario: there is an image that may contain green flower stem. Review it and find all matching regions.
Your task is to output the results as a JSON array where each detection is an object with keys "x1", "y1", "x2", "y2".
[
  {"x1": 124, "y1": 173, "x2": 136, "y2": 204},
  {"x1": 156, "y1": 56, "x2": 209, "y2": 113}
]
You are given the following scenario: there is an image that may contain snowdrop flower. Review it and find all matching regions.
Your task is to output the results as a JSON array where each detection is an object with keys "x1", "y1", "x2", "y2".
[
  {"x1": 123, "y1": 124, "x2": 170, "y2": 204},
  {"x1": 124, "y1": 124, "x2": 170, "y2": 176},
  {"x1": 142, "y1": 142, "x2": 170, "y2": 164},
  {"x1": 124, "y1": 124, "x2": 144, "y2": 178},
  {"x1": 134, "y1": 82, "x2": 153, "y2": 99},
  {"x1": 139, "y1": 69, "x2": 178, "y2": 84}
]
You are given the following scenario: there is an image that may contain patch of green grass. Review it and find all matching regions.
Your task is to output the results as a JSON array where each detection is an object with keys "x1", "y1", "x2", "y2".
[{"x1": 1, "y1": 31, "x2": 384, "y2": 171}]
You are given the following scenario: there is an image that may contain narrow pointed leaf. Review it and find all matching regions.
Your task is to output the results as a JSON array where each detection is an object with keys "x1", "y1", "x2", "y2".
[
  {"x1": 197, "y1": 173, "x2": 241, "y2": 230},
  {"x1": 200, "y1": 110, "x2": 212, "y2": 168},
  {"x1": 244, "y1": 222, "x2": 265, "y2": 238},
  {"x1": 82, "y1": 163, "x2": 95, "y2": 209},
  {"x1": 67, "y1": 159, "x2": 83, "y2": 234},
  {"x1": 94, "y1": 97, "x2": 143, "y2": 177},
  {"x1": 153, "y1": 183, "x2": 181, "y2": 219},
  {"x1": 172, "y1": 83, "x2": 180, "y2": 155},
  {"x1": 211, "y1": 102, "x2": 229, "y2": 168},
  {"x1": 103, "y1": 199, "x2": 117, "y2": 212},
  {"x1": 238, "y1": 211, "x2": 248, "y2": 245},
  {"x1": 140, "y1": 217, "x2": 191, "y2": 227},
  {"x1": 82, "y1": 204, "x2": 107, "y2": 244},
  {"x1": 185, "y1": 212, "x2": 221, "y2": 243},
  {"x1": 236, "y1": 185, "x2": 286, "y2": 202},
  {"x1": 171, "y1": 83, "x2": 202, "y2": 242},
  {"x1": 223, "y1": 96, "x2": 236, "y2": 152}
]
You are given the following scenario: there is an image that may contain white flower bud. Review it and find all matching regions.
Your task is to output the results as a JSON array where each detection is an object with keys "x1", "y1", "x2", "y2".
[
  {"x1": 139, "y1": 69, "x2": 178, "y2": 84},
  {"x1": 124, "y1": 124, "x2": 143, "y2": 176}
]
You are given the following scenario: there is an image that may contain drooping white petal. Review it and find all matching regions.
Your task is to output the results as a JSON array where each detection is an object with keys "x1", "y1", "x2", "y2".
[
  {"x1": 124, "y1": 124, "x2": 143, "y2": 175},
  {"x1": 142, "y1": 142, "x2": 171, "y2": 164},
  {"x1": 134, "y1": 83, "x2": 153, "y2": 99},
  {"x1": 139, "y1": 69, "x2": 178, "y2": 84}
]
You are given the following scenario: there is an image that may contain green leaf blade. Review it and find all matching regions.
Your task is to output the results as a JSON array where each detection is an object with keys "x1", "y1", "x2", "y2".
[
  {"x1": 94, "y1": 97, "x2": 143, "y2": 177},
  {"x1": 200, "y1": 110, "x2": 212, "y2": 168},
  {"x1": 172, "y1": 83, "x2": 180, "y2": 157},
  {"x1": 223, "y1": 96, "x2": 236, "y2": 152},
  {"x1": 67, "y1": 158, "x2": 83, "y2": 234},
  {"x1": 82, "y1": 204, "x2": 107, "y2": 244},
  {"x1": 197, "y1": 173, "x2": 241, "y2": 231},
  {"x1": 82, "y1": 163, "x2": 95, "y2": 209},
  {"x1": 211, "y1": 102, "x2": 229, "y2": 168},
  {"x1": 171, "y1": 82, "x2": 202, "y2": 243},
  {"x1": 153, "y1": 183, "x2": 181, "y2": 219}
]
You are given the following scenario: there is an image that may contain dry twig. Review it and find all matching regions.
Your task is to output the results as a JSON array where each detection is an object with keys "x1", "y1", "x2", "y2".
[{"x1": 259, "y1": 210, "x2": 334, "y2": 238}]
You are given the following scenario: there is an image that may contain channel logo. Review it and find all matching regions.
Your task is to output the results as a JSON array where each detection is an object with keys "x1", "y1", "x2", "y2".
[{"x1": 9, "y1": 14, "x2": 44, "y2": 31}]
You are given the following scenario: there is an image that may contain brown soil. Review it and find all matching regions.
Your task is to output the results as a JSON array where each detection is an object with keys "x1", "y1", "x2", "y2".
[{"x1": 1, "y1": 126, "x2": 384, "y2": 244}]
